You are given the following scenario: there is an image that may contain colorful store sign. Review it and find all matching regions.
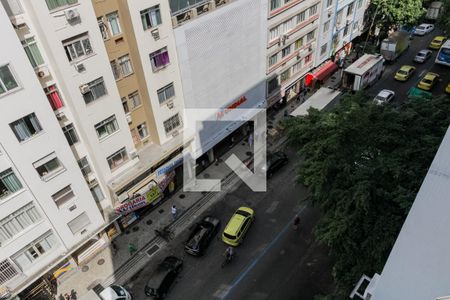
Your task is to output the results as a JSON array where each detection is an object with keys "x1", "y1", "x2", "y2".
[
  {"x1": 216, "y1": 96, "x2": 247, "y2": 120},
  {"x1": 115, "y1": 185, "x2": 161, "y2": 215}
]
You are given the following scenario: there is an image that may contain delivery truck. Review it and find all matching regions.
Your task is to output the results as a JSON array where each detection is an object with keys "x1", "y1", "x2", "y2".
[
  {"x1": 380, "y1": 31, "x2": 410, "y2": 62},
  {"x1": 426, "y1": 1, "x2": 444, "y2": 20},
  {"x1": 342, "y1": 54, "x2": 385, "y2": 91}
]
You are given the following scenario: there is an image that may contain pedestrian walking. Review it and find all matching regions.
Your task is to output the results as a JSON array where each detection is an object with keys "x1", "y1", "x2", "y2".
[
  {"x1": 111, "y1": 241, "x2": 118, "y2": 255},
  {"x1": 248, "y1": 133, "x2": 253, "y2": 149},
  {"x1": 171, "y1": 205, "x2": 177, "y2": 220},
  {"x1": 128, "y1": 243, "x2": 137, "y2": 256},
  {"x1": 293, "y1": 215, "x2": 300, "y2": 231}
]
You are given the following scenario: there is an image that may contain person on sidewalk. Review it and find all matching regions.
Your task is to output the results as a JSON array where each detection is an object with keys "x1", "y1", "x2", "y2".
[
  {"x1": 248, "y1": 133, "x2": 254, "y2": 149},
  {"x1": 171, "y1": 205, "x2": 177, "y2": 220},
  {"x1": 128, "y1": 243, "x2": 137, "y2": 256}
]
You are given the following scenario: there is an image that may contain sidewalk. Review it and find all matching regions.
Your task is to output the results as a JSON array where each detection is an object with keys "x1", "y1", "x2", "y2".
[{"x1": 56, "y1": 107, "x2": 298, "y2": 298}]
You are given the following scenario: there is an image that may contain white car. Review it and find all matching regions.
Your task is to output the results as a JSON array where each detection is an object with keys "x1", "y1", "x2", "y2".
[
  {"x1": 373, "y1": 89, "x2": 395, "y2": 105},
  {"x1": 414, "y1": 24, "x2": 435, "y2": 36},
  {"x1": 414, "y1": 49, "x2": 432, "y2": 63}
]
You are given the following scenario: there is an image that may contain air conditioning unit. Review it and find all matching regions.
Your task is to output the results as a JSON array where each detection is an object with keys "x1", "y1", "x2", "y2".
[
  {"x1": 151, "y1": 28, "x2": 160, "y2": 40},
  {"x1": 64, "y1": 9, "x2": 80, "y2": 22},
  {"x1": 166, "y1": 101, "x2": 174, "y2": 109},
  {"x1": 75, "y1": 63, "x2": 85, "y2": 73},
  {"x1": 126, "y1": 113, "x2": 132, "y2": 124},
  {"x1": 129, "y1": 150, "x2": 138, "y2": 159},
  {"x1": 79, "y1": 84, "x2": 90, "y2": 94},
  {"x1": 202, "y1": 3, "x2": 210, "y2": 12},
  {"x1": 36, "y1": 66, "x2": 50, "y2": 78},
  {"x1": 55, "y1": 111, "x2": 66, "y2": 120}
]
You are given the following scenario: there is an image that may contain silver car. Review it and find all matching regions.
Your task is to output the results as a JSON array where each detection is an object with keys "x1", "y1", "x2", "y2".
[
  {"x1": 414, "y1": 50, "x2": 432, "y2": 63},
  {"x1": 414, "y1": 24, "x2": 434, "y2": 36}
]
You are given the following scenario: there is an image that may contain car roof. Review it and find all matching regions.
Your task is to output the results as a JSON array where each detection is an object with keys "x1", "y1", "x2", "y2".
[
  {"x1": 224, "y1": 207, "x2": 254, "y2": 235},
  {"x1": 378, "y1": 90, "x2": 394, "y2": 97},
  {"x1": 400, "y1": 65, "x2": 414, "y2": 71},
  {"x1": 424, "y1": 72, "x2": 439, "y2": 79},
  {"x1": 417, "y1": 49, "x2": 431, "y2": 55},
  {"x1": 202, "y1": 216, "x2": 220, "y2": 226},
  {"x1": 146, "y1": 256, "x2": 181, "y2": 287},
  {"x1": 433, "y1": 36, "x2": 446, "y2": 41},
  {"x1": 419, "y1": 23, "x2": 432, "y2": 26}
]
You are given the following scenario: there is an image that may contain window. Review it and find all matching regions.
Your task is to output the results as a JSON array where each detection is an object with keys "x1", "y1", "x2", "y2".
[
  {"x1": 326, "y1": 0, "x2": 333, "y2": 7},
  {"x1": 63, "y1": 34, "x2": 93, "y2": 62},
  {"x1": 296, "y1": 11, "x2": 306, "y2": 23},
  {"x1": 357, "y1": 0, "x2": 363, "y2": 8},
  {"x1": 44, "y1": 85, "x2": 64, "y2": 110},
  {"x1": 118, "y1": 55, "x2": 133, "y2": 77},
  {"x1": 45, "y1": 0, "x2": 77, "y2": 10},
  {"x1": 21, "y1": 37, "x2": 44, "y2": 68},
  {"x1": 0, "y1": 203, "x2": 41, "y2": 244},
  {"x1": 0, "y1": 260, "x2": 19, "y2": 285},
  {"x1": 129, "y1": 91, "x2": 141, "y2": 109},
  {"x1": 270, "y1": 0, "x2": 281, "y2": 11},
  {"x1": 307, "y1": 30, "x2": 315, "y2": 42},
  {"x1": 150, "y1": 47, "x2": 170, "y2": 71},
  {"x1": 309, "y1": 4, "x2": 318, "y2": 15},
  {"x1": 281, "y1": 46, "x2": 291, "y2": 58},
  {"x1": 137, "y1": 122, "x2": 149, "y2": 140},
  {"x1": 33, "y1": 152, "x2": 64, "y2": 180},
  {"x1": 294, "y1": 37, "x2": 303, "y2": 50},
  {"x1": 305, "y1": 54, "x2": 312, "y2": 64},
  {"x1": 0, "y1": 64, "x2": 19, "y2": 95},
  {"x1": 52, "y1": 185, "x2": 74, "y2": 207},
  {"x1": 106, "y1": 11, "x2": 121, "y2": 36},
  {"x1": 267, "y1": 77, "x2": 279, "y2": 94},
  {"x1": 0, "y1": 168, "x2": 23, "y2": 200},
  {"x1": 323, "y1": 20, "x2": 330, "y2": 33},
  {"x1": 121, "y1": 97, "x2": 129, "y2": 114},
  {"x1": 280, "y1": 69, "x2": 290, "y2": 82},
  {"x1": 268, "y1": 54, "x2": 278, "y2": 67},
  {"x1": 337, "y1": 10, "x2": 343, "y2": 24},
  {"x1": 157, "y1": 83, "x2": 175, "y2": 104},
  {"x1": 269, "y1": 27, "x2": 279, "y2": 41},
  {"x1": 292, "y1": 61, "x2": 302, "y2": 73},
  {"x1": 68, "y1": 212, "x2": 90, "y2": 234},
  {"x1": 10, "y1": 113, "x2": 42, "y2": 142},
  {"x1": 282, "y1": 18, "x2": 295, "y2": 34},
  {"x1": 97, "y1": 17, "x2": 108, "y2": 40},
  {"x1": 163, "y1": 114, "x2": 181, "y2": 134},
  {"x1": 62, "y1": 123, "x2": 79, "y2": 146},
  {"x1": 141, "y1": 6, "x2": 162, "y2": 30},
  {"x1": 90, "y1": 184, "x2": 104, "y2": 202},
  {"x1": 110, "y1": 61, "x2": 120, "y2": 80},
  {"x1": 95, "y1": 115, "x2": 119, "y2": 140},
  {"x1": 353, "y1": 21, "x2": 359, "y2": 31},
  {"x1": 82, "y1": 77, "x2": 107, "y2": 104},
  {"x1": 2, "y1": 0, "x2": 24, "y2": 17},
  {"x1": 347, "y1": 3, "x2": 354, "y2": 16},
  {"x1": 12, "y1": 232, "x2": 57, "y2": 271},
  {"x1": 107, "y1": 147, "x2": 128, "y2": 170},
  {"x1": 321, "y1": 43, "x2": 328, "y2": 55},
  {"x1": 344, "y1": 24, "x2": 350, "y2": 36},
  {"x1": 77, "y1": 157, "x2": 91, "y2": 177}
]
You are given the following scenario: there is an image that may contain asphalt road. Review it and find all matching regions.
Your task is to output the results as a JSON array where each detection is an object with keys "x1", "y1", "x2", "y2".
[
  {"x1": 368, "y1": 28, "x2": 449, "y2": 100},
  {"x1": 125, "y1": 146, "x2": 334, "y2": 300}
]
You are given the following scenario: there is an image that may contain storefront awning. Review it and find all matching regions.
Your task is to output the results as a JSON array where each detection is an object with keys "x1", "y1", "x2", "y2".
[{"x1": 305, "y1": 61, "x2": 338, "y2": 87}]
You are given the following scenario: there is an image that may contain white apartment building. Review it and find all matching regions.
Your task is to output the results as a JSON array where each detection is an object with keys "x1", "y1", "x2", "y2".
[{"x1": 0, "y1": 3, "x2": 107, "y2": 298}]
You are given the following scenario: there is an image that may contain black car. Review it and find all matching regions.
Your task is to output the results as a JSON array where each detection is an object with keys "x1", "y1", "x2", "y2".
[
  {"x1": 262, "y1": 151, "x2": 288, "y2": 177},
  {"x1": 184, "y1": 216, "x2": 220, "y2": 256},
  {"x1": 144, "y1": 256, "x2": 183, "y2": 299}
]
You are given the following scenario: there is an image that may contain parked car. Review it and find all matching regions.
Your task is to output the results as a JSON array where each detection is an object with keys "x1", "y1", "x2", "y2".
[
  {"x1": 260, "y1": 151, "x2": 288, "y2": 177},
  {"x1": 373, "y1": 89, "x2": 395, "y2": 105},
  {"x1": 414, "y1": 23, "x2": 435, "y2": 36},
  {"x1": 414, "y1": 49, "x2": 433, "y2": 63},
  {"x1": 184, "y1": 216, "x2": 220, "y2": 256},
  {"x1": 418, "y1": 72, "x2": 440, "y2": 90},
  {"x1": 429, "y1": 36, "x2": 447, "y2": 49},
  {"x1": 445, "y1": 82, "x2": 450, "y2": 94},
  {"x1": 144, "y1": 256, "x2": 183, "y2": 299},
  {"x1": 394, "y1": 65, "x2": 416, "y2": 81},
  {"x1": 222, "y1": 207, "x2": 254, "y2": 247},
  {"x1": 80, "y1": 285, "x2": 132, "y2": 300}
]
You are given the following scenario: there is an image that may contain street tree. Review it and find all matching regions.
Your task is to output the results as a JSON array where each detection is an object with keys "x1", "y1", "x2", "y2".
[{"x1": 286, "y1": 93, "x2": 450, "y2": 297}]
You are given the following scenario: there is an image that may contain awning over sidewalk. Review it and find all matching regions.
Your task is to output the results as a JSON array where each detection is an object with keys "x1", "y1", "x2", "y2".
[{"x1": 305, "y1": 61, "x2": 338, "y2": 87}]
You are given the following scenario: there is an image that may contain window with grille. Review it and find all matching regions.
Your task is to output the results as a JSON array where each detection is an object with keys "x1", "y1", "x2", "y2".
[
  {"x1": 0, "y1": 203, "x2": 41, "y2": 244},
  {"x1": 0, "y1": 168, "x2": 23, "y2": 201},
  {"x1": 82, "y1": 77, "x2": 107, "y2": 104},
  {"x1": 106, "y1": 147, "x2": 128, "y2": 170},
  {"x1": 62, "y1": 33, "x2": 93, "y2": 63},
  {"x1": 296, "y1": 10, "x2": 306, "y2": 23},
  {"x1": 307, "y1": 30, "x2": 315, "y2": 42},
  {"x1": 129, "y1": 91, "x2": 141, "y2": 109},
  {"x1": 141, "y1": 6, "x2": 162, "y2": 30},
  {"x1": 106, "y1": 11, "x2": 121, "y2": 36},
  {"x1": 0, "y1": 64, "x2": 19, "y2": 96},
  {"x1": 118, "y1": 54, "x2": 133, "y2": 77},
  {"x1": 9, "y1": 113, "x2": 42, "y2": 142},
  {"x1": 95, "y1": 115, "x2": 119, "y2": 140},
  {"x1": 270, "y1": 0, "x2": 281, "y2": 11},
  {"x1": 97, "y1": 17, "x2": 108, "y2": 40},
  {"x1": 157, "y1": 83, "x2": 175, "y2": 104},
  {"x1": 309, "y1": 4, "x2": 318, "y2": 15},
  {"x1": 163, "y1": 114, "x2": 181, "y2": 134},
  {"x1": 0, "y1": 260, "x2": 19, "y2": 285},
  {"x1": 281, "y1": 46, "x2": 291, "y2": 58},
  {"x1": 12, "y1": 231, "x2": 58, "y2": 270},
  {"x1": 268, "y1": 54, "x2": 278, "y2": 67},
  {"x1": 137, "y1": 122, "x2": 149, "y2": 139},
  {"x1": 62, "y1": 123, "x2": 79, "y2": 146}
]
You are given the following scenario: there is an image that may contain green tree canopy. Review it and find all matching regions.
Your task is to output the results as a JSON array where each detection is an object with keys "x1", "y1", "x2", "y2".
[{"x1": 287, "y1": 93, "x2": 450, "y2": 297}]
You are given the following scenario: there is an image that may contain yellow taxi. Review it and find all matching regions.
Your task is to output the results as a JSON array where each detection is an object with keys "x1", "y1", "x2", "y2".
[
  {"x1": 394, "y1": 65, "x2": 416, "y2": 81},
  {"x1": 429, "y1": 36, "x2": 447, "y2": 50},
  {"x1": 222, "y1": 207, "x2": 254, "y2": 246},
  {"x1": 446, "y1": 83, "x2": 450, "y2": 94},
  {"x1": 418, "y1": 72, "x2": 440, "y2": 91}
]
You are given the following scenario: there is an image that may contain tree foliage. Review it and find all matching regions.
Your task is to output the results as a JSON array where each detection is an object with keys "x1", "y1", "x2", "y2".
[
  {"x1": 436, "y1": 0, "x2": 450, "y2": 31},
  {"x1": 287, "y1": 93, "x2": 450, "y2": 297}
]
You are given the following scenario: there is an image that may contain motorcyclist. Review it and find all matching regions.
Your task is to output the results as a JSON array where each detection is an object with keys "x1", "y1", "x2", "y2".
[{"x1": 225, "y1": 246, "x2": 234, "y2": 261}]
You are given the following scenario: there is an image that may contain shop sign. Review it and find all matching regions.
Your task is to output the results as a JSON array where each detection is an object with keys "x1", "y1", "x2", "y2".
[
  {"x1": 115, "y1": 185, "x2": 161, "y2": 215},
  {"x1": 120, "y1": 212, "x2": 138, "y2": 228},
  {"x1": 216, "y1": 96, "x2": 247, "y2": 120},
  {"x1": 158, "y1": 171, "x2": 176, "y2": 191},
  {"x1": 156, "y1": 156, "x2": 183, "y2": 177}
]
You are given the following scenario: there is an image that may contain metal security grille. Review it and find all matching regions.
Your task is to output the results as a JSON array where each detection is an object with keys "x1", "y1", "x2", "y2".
[{"x1": 0, "y1": 259, "x2": 18, "y2": 285}]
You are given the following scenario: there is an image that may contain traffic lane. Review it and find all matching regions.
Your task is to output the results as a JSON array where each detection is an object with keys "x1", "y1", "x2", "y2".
[{"x1": 223, "y1": 205, "x2": 334, "y2": 300}]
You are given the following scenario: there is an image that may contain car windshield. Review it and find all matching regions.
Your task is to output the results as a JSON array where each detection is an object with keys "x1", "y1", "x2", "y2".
[
  {"x1": 110, "y1": 285, "x2": 125, "y2": 296},
  {"x1": 223, "y1": 232, "x2": 236, "y2": 239},
  {"x1": 236, "y1": 210, "x2": 251, "y2": 217},
  {"x1": 417, "y1": 26, "x2": 425, "y2": 30},
  {"x1": 187, "y1": 228, "x2": 208, "y2": 248},
  {"x1": 398, "y1": 70, "x2": 408, "y2": 75},
  {"x1": 375, "y1": 96, "x2": 385, "y2": 101},
  {"x1": 422, "y1": 78, "x2": 433, "y2": 84},
  {"x1": 417, "y1": 53, "x2": 425, "y2": 57}
]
